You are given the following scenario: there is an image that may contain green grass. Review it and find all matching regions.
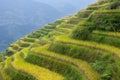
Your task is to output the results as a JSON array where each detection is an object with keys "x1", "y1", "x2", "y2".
[
  {"x1": 71, "y1": 26, "x2": 93, "y2": 40},
  {"x1": 77, "y1": 10, "x2": 93, "y2": 18},
  {"x1": 93, "y1": 10, "x2": 120, "y2": 14},
  {"x1": 12, "y1": 50, "x2": 64, "y2": 80},
  {"x1": 48, "y1": 42, "x2": 112, "y2": 62},
  {"x1": 27, "y1": 32, "x2": 44, "y2": 38},
  {"x1": 41, "y1": 28, "x2": 53, "y2": 32},
  {"x1": 48, "y1": 42, "x2": 120, "y2": 80},
  {"x1": 56, "y1": 28, "x2": 72, "y2": 34},
  {"x1": 1, "y1": 0, "x2": 120, "y2": 80},
  {"x1": 93, "y1": 30, "x2": 120, "y2": 38},
  {"x1": 56, "y1": 36, "x2": 120, "y2": 59},
  {"x1": 56, "y1": 23, "x2": 75, "y2": 29},
  {"x1": 1, "y1": 58, "x2": 12, "y2": 80},
  {"x1": 44, "y1": 24, "x2": 56, "y2": 29},
  {"x1": 72, "y1": 26, "x2": 120, "y2": 48},
  {"x1": 108, "y1": 1, "x2": 120, "y2": 9},
  {"x1": 7, "y1": 43, "x2": 23, "y2": 53},
  {"x1": 35, "y1": 30, "x2": 49, "y2": 35},
  {"x1": 88, "y1": 3, "x2": 110, "y2": 10},
  {"x1": 0, "y1": 57, "x2": 36, "y2": 80},
  {"x1": 6, "y1": 48, "x2": 16, "y2": 56},
  {"x1": 87, "y1": 33, "x2": 120, "y2": 48},
  {"x1": 66, "y1": 17, "x2": 80, "y2": 24},
  {"x1": 98, "y1": 0, "x2": 109, "y2": 4},
  {"x1": 25, "y1": 53, "x2": 85, "y2": 80},
  {"x1": 31, "y1": 45, "x2": 101, "y2": 80},
  {"x1": 18, "y1": 42, "x2": 31, "y2": 47},
  {"x1": 9, "y1": 44, "x2": 22, "y2": 51},
  {"x1": 5, "y1": 62, "x2": 36, "y2": 80},
  {"x1": 87, "y1": 6, "x2": 101, "y2": 10},
  {"x1": 22, "y1": 37, "x2": 36, "y2": 43},
  {"x1": 0, "y1": 62, "x2": 4, "y2": 80},
  {"x1": 88, "y1": 10, "x2": 120, "y2": 31}
]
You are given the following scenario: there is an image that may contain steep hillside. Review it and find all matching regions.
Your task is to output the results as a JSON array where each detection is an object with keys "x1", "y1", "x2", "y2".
[{"x1": 0, "y1": 0, "x2": 120, "y2": 80}]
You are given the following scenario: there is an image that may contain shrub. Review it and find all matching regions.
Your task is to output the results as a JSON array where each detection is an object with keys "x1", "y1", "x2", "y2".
[
  {"x1": 0, "y1": 53, "x2": 5, "y2": 62},
  {"x1": 38, "y1": 38, "x2": 48, "y2": 45},
  {"x1": 108, "y1": 1, "x2": 120, "y2": 9},
  {"x1": 88, "y1": 10, "x2": 120, "y2": 31},
  {"x1": 57, "y1": 23, "x2": 74, "y2": 28},
  {"x1": 5, "y1": 50, "x2": 14, "y2": 56},
  {"x1": 44, "y1": 24, "x2": 56, "y2": 29},
  {"x1": 87, "y1": 6, "x2": 100, "y2": 10},
  {"x1": 92, "y1": 61, "x2": 112, "y2": 80},
  {"x1": 27, "y1": 34, "x2": 40, "y2": 38},
  {"x1": 67, "y1": 18, "x2": 79, "y2": 24},
  {"x1": 48, "y1": 42, "x2": 112, "y2": 62},
  {"x1": 23, "y1": 38, "x2": 35, "y2": 42},
  {"x1": 19, "y1": 42, "x2": 30, "y2": 47},
  {"x1": 71, "y1": 26, "x2": 94, "y2": 40},
  {"x1": 88, "y1": 33, "x2": 120, "y2": 48},
  {"x1": 11, "y1": 46, "x2": 19, "y2": 51},
  {"x1": 77, "y1": 10, "x2": 93, "y2": 18},
  {"x1": 98, "y1": 0, "x2": 109, "y2": 5},
  {"x1": 42, "y1": 28, "x2": 53, "y2": 32}
]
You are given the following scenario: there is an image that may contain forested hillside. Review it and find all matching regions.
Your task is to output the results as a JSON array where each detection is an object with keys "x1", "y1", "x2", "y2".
[{"x1": 0, "y1": 0, "x2": 120, "y2": 80}]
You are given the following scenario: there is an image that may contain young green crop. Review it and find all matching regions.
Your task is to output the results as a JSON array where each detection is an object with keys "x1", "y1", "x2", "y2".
[
  {"x1": 48, "y1": 42, "x2": 120, "y2": 80},
  {"x1": 56, "y1": 36, "x2": 120, "y2": 59},
  {"x1": 12, "y1": 50, "x2": 64, "y2": 80},
  {"x1": 25, "y1": 53, "x2": 85, "y2": 80},
  {"x1": 93, "y1": 30, "x2": 120, "y2": 38},
  {"x1": 31, "y1": 45, "x2": 101, "y2": 80}
]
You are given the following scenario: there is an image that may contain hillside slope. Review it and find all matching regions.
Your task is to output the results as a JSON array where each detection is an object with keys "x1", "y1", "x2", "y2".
[{"x1": 0, "y1": 0, "x2": 120, "y2": 80}]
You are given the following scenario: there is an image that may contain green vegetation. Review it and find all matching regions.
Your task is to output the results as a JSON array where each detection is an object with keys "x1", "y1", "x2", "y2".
[
  {"x1": 93, "y1": 30, "x2": 120, "y2": 38},
  {"x1": 88, "y1": 10, "x2": 120, "y2": 31},
  {"x1": 12, "y1": 51, "x2": 64, "y2": 80},
  {"x1": 25, "y1": 53, "x2": 85, "y2": 80},
  {"x1": 0, "y1": 57, "x2": 36, "y2": 80},
  {"x1": 108, "y1": 1, "x2": 120, "y2": 9},
  {"x1": 0, "y1": 0, "x2": 120, "y2": 80},
  {"x1": 5, "y1": 65, "x2": 36, "y2": 80},
  {"x1": 48, "y1": 42, "x2": 120, "y2": 80},
  {"x1": 0, "y1": 53, "x2": 5, "y2": 62},
  {"x1": 88, "y1": 33, "x2": 120, "y2": 47},
  {"x1": 77, "y1": 10, "x2": 93, "y2": 18},
  {"x1": 31, "y1": 46, "x2": 100, "y2": 80}
]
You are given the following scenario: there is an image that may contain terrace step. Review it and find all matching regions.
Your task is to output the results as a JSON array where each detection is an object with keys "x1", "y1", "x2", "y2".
[
  {"x1": 12, "y1": 52, "x2": 64, "y2": 80},
  {"x1": 31, "y1": 45, "x2": 101, "y2": 80},
  {"x1": 55, "y1": 36, "x2": 120, "y2": 59},
  {"x1": 93, "y1": 30, "x2": 120, "y2": 38}
]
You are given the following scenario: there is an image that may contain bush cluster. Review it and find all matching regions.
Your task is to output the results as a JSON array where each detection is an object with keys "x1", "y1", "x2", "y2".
[{"x1": 88, "y1": 11, "x2": 120, "y2": 31}]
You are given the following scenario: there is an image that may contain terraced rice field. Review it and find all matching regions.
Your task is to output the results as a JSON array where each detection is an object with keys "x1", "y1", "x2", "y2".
[{"x1": 0, "y1": 0, "x2": 120, "y2": 80}]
